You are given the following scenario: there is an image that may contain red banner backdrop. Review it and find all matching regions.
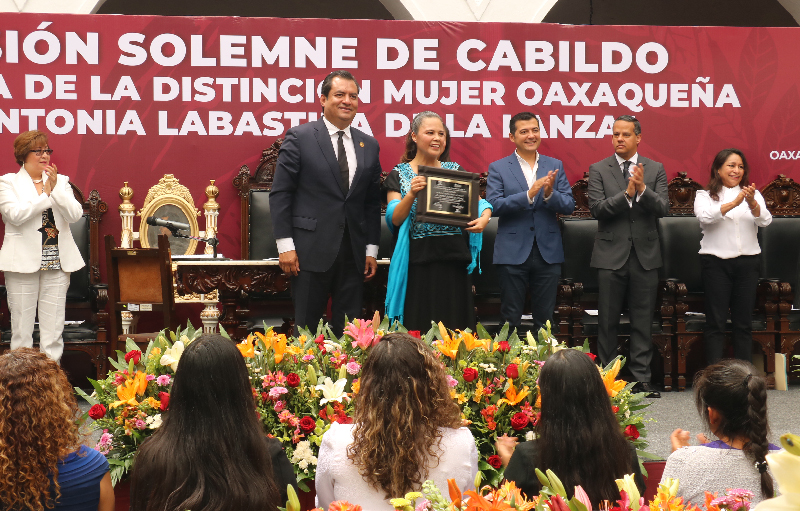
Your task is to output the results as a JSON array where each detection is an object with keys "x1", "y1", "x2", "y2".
[{"x1": 1, "y1": 13, "x2": 799, "y2": 281}]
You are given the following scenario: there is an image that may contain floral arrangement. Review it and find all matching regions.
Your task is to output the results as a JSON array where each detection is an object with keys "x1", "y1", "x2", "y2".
[
  {"x1": 614, "y1": 476, "x2": 754, "y2": 511},
  {"x1": 75, "y1": 325, "x2": 202, "y2": 484},
  {"x1": 77, "y1": 316, "x2": 652, "y2": 489},
  {"x1": 430, "y1": 321, "x2": 652, "y2": 486},
  {"x1": 243, "y1": 316, "x2": 651, "y2": 489},
  {"x1": 371, "y1": 472, "x2": 754, "y2": 511}
]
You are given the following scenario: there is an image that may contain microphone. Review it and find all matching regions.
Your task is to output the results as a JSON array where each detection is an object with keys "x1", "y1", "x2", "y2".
[{"x1": 146, "y1": 216, "x2": 191, "y2": 232}]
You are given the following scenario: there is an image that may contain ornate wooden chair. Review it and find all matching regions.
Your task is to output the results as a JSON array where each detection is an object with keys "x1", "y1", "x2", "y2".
[
  {"x1": 760, "y1": 175, "x2": 800, "y2": 374},
  {"x1": 105, "y1": 234, "x2": 176, "y2": 355},
  {"x1": 233, "y1": 140, "x2": 294, "y2": 334},
  {"x1": 0, "y1": 184, "x2": 109, "y2": 379}
]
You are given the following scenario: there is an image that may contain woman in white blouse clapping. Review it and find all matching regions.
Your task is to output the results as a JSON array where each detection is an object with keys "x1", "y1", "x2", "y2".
[{"x1": 694, "y1": 148, "x2": 772, "y2": 365}]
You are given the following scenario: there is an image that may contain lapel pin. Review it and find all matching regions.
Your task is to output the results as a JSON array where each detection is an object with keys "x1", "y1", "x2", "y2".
[{"x1": 359, "y1": 142, "x2": 364, "y2": 147}]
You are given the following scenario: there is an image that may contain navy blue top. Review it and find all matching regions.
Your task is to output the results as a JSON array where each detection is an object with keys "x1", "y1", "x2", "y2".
[{"x1": 49, "y1": 445, "x2": 109, "y2": 510}]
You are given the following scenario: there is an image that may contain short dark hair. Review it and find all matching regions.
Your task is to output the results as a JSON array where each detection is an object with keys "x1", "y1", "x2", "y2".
[
  {"x1": 614, "y1": 115, "x2": 641, "y2": 135},
  {"x1": 320, "y1": 70, "x2": 359, "y2": 98},
  {"x1": 509, "y1": 112, "x2": 539, "y2": 135}
]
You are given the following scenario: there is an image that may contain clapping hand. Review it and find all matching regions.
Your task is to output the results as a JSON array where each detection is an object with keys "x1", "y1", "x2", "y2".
[
  {"x1": 42, "y1": 164, "x2": 58, "y2": 196},
  {"x1": 742, "y1": 184, "x2": 757, "y2": 208},
  {"x1": 529, "y1": 170, "x2": 557, "y2": 199},
  {"x1": 630, "y1": 163, "x2": 645, "y2": 194},
  {"x1": 670, "y1": 428, "x2": 710, "y2": 453},
  {"x1": 495, "y1": 434, "x2": 519, "y2": 469},
  {"x1": 542, "y1": 170, "x2": 558, "y2": 197}
]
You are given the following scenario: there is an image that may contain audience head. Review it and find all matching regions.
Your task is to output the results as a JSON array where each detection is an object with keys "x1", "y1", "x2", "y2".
[
  {"x1": 536, "y1": 349, "x2": 632, "y2": 504},
  {"x1": 349, "y1": 332, "x2": 462, "y2": 498},
  {"x1": 694, "y1": 359, "x2": 773, "y2": 498},
  {"x1": 401, "y1": 111, "x2": 451, "y2": 163},
  {"x1": 130, "y1": 334, "x2": 279, "y2": 511},
  {"x1": 0, "y1": 348, "x2": 80, "y2": 511},
  {"x1": 14, "y1": 130, "x2": 49, "y2": 166},
  {"x1": 706, "y1": 148, "x2": 751, "y2": 201}
]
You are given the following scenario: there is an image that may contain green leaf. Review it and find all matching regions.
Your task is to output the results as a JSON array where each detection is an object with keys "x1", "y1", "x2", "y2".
[
  {"x1": 108, "y1": 356, "x2": 125, "y2": 372},
  {"x1": 74, "y1": 387, "x2": 100, "y2": 406},
  {"x1": 476, "y1": 323, "x2": 492, "y2": 340},
  {"x1": 496, "y1": 322, "x2": 509, "y2": 344},
  {"x1": 568, "y1": 497, "x2": 589, "y2": 511},
  {"x1": 216, "y1": 323, "x2": 229, "y2": 339}
]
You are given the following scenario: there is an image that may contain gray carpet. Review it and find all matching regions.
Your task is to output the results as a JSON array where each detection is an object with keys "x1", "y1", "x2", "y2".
[
  {"x1": 78, "y1": 385, "x2": 799, "y2": 461},
  {"x1": 640, "y1": 385, "x2": 800, "y2": 460}
]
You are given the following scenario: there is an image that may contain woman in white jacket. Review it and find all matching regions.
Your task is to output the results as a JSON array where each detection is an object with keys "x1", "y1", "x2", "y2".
[{"x1": 0, "y1": 130, "x2": 84, "y2": 362}]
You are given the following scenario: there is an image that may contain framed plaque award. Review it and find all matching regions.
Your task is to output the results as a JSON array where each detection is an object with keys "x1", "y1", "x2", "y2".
[{"x1": 416, "y1": 165, "x2": 480, "y2": 227}]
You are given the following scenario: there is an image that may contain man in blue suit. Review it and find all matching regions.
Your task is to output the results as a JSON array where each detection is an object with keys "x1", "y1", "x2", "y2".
[
  {"x1": 270, "y1": 70, "x2": 382, "y2": 336},
  {"x1": 486, "y1": 112, "x2": 575, "y2": 334}
]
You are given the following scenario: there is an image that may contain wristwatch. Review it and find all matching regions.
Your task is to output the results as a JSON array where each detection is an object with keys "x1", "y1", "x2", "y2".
[{"x1": 624, "y1": 190, "x2": 632, "y2": 200}]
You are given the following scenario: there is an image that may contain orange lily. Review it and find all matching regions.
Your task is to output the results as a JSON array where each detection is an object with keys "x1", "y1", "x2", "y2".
[
  {"x1": 498, "y1": 381, "x2": 530, "y2": 406},
  {"x1": 237, "y1": 335, "x2": 255, "y2": 358},
  {"x1": 435, "y1": 322, "x2": 462, "y2": 359},
  {"x1": 448, "y1": 478, "x2": 463, "y2": 509},
  {"x1": 496, "y1": 481, "x2": 536, "y2": 511},
  {"x1": 271, "y1": 333, "x2": 289, "y2": 363},
  {"x1": 459, "y1": 330, "x2": 489, "y2": 351},
  {"x1": 602, "y1": 359, "x2": 626, "y2": 397},
  {"x1": 110, "y1": 371, "x2": 147, "y2": 408},
  {"x1": 463, "y1": 490, "x2": 513, "y2": 511}
]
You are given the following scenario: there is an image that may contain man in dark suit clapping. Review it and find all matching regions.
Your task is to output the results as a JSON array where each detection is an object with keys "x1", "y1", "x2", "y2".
[
  {"x1": 588, "y1": 115, "x2": 669, "y2": 398},
  {"x1": 270, "y1": 71, "x2": 382, "y2": 336}
]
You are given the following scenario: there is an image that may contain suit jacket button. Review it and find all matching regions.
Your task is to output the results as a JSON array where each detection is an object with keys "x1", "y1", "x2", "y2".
[
  {"x1": 628, "y1": 237, "x2": 632, "y2": 241},
  {"x1": 530, "y1": 227, "x2": 534, "y2": 231}
]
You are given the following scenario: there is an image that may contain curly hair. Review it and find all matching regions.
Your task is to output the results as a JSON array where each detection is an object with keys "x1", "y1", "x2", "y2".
[
  {"x1": 347, "y1": 333, "x2": 463, "y2": 498},
  {"x1": 0, "y1": 348, "x2": 81, "y2": 511},
  {"x1": 694, "y1": 359, "x2": 773, "y2": 499}
]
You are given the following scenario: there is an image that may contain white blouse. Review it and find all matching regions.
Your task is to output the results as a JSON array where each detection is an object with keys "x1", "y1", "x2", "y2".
[
  {"x1": 694, "y1": 186, "x2": 772, "y2": 259},
  {"x1": 315, "y1": 422, "x2": 479, "y2": 511}
]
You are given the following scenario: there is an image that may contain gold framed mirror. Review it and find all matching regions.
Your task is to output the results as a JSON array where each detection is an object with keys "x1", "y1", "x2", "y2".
[{"x1": 137, "y1": 175, "x2": 201, "y2": 255}]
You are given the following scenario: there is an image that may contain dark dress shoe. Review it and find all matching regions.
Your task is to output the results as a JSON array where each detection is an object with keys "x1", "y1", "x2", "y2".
[{"x1": 632, "y1": 382, "x2": 661, "y2": 398}]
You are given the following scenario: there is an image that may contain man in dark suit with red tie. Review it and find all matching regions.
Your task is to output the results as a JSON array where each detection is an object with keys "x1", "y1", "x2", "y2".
[
  {"x1": 270, "y1": 70, "x2": 382, "y2": 336},
  {"x1": 588, "y1": 115, "x2": 669, "y2": 398}
]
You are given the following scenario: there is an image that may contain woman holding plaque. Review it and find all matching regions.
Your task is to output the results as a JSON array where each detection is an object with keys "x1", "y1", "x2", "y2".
[{"x1": 383, "y1": 111, "x2": 493, "y2": 332}]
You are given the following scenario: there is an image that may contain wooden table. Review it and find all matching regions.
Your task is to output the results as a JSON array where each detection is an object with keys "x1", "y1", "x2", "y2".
[{"x1": 175, "y1": 259, "x2": 389, "y2": 340}]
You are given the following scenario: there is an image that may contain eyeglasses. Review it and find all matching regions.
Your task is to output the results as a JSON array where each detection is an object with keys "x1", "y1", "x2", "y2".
[{"x1": 30, "y1": 149, "x2": 54, "y2": 156}]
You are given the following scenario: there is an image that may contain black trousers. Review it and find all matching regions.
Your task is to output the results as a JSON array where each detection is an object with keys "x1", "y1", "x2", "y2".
[
  {"x1": 597, "y1": 247, "x2": 658, "y2": 383},
  {"x1": 700, "y1": 254, "x2": 760, "y2": 365},
  {"x1": 496, "y1": 241, "x2": 561, "y2": 334},
  {"x1": 291, "y1": 226, "x2": 363, "y2": 337}
]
